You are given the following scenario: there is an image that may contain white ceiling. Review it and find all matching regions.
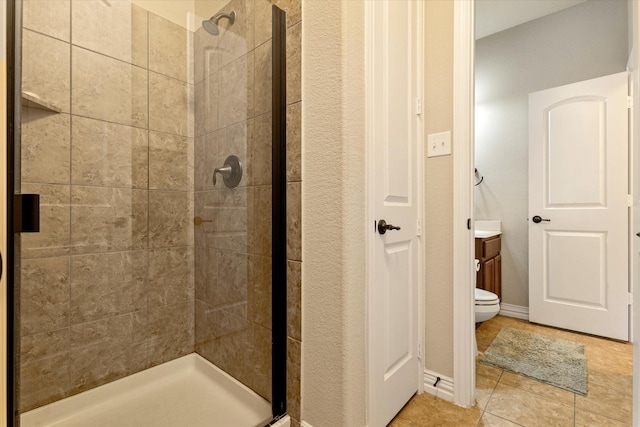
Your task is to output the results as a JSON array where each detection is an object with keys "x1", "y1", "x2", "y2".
[{"x1": 475, "y1": 0, "x2": 588, "y2": 39}]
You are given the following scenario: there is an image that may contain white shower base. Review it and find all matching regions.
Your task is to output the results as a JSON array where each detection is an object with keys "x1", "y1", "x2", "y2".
[{"x1": 21, "y1": 354, "x2": 285, "y2": 427}]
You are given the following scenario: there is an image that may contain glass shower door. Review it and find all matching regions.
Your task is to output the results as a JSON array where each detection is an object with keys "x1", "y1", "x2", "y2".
[{"x1": 8, "y1": 0, "x2": 289, "y2": 425}]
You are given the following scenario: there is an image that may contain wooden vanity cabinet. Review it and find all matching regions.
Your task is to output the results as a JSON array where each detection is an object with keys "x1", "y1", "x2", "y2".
[{"x1": 475, "y1": 235, "x2": 502, "y2": 299}]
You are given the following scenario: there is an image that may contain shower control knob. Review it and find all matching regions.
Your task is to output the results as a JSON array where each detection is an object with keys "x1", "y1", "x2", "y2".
[
  {"x1": 532, "y1": 215, "x2": 550, "y2": 224},
  {"x1": 377, "y1": 219, "x2": 401, "y2": 235}
]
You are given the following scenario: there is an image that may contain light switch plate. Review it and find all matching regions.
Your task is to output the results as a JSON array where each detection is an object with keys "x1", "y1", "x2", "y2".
[{"x1": 427, "y1": 131, "x2": 451, "y2": 157}]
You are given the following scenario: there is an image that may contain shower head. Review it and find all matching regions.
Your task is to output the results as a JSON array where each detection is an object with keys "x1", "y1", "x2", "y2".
[{"x1": 202, "y1": 11, "x2": 236, "y2": 36}]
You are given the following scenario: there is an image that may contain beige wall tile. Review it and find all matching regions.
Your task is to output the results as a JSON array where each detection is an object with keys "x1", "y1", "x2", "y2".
[
  {"x1": 212, "y1": 188, "x2": 249, "y2": 253},
  {"x1": 287, "y1": 337, "x2": 301, "y2": 421},
  {"x1": 149, "y1": 190, "x2": 193, "y2": 248},
  {"x1": 254, "y1": 0, "x2": 271, "y2": 48},
  {"x1": 20, "y1": 183, "x2": 71, "y2": 259},
  {"x1": 219, "y1": 53, "x2": 255, "y2": 128},
  {"x1": 23, "y1": 30, "x2": 70, "y2": 113},
  {"x1": 286, "y1": 22, "x2": 301, "y2": 105},
  {"x1": 194, "y1": 80, "x2": 207, "y2": 137},
  {"x1": 149, "y1": 247, "x2": 194, "y2": 307},
  {"x1": 215, "y1": 251, "x2": 249, "y2": 308},
  {"x1": 72, "y1": 1, "x2": 148, "y2": 68},
  {"x1": 21, "y1": 257, "x2": 70, "y2": 335},
  {"x1": 194, "y1": 190, "x2": 218, "y2": 248},
  {"x1": 147, "y1": 301, "x2": 194, "y2": 366},
  {"x1": 70, "y1": 251, "x2": 147, "y2": 324},
  {"x1": 71, "y1": 186, "x2": 148, "y2": 254},
  {"x1": 72, "y1": 47, "x2": 148, "y2": 128},
  {"x1": 69, "y1": 313, "x2": 147, "y2": 394},
  {"x1": 149, "y1": 72, "x2": 193, "y2": 137},
  {"x1": 287, "y1": 182, "x2": 301, "y2": 261},
  {"x1": 22, "y1": 108, "x2": 71, "y2": 185},
  {"x1": 247, "y1": 185, "x2": 272, "y2": 256},
  {"x1": 195, "y1": 300, "x2": 249, "y2": 348},
  {"x1": 195, "y1": 245, "x2": 218, "y2": 303},
  {"x1": 195, "y1": 71, "x2": 220, "y2": 136},
  {"x1": 131, "y1": 5, "x2": 150, "y2": 68},
  {"x1": 201, "y1": 320, "x2": 271, "y2": 402},
  {"x1": 21, "y1": 329, "x2": 69, "y2": 364},
  {"x1": 71, "y1": 116, "x2": 148, "y2": 188},
  {"x1": 194, "y1": 136, "x2": 211, "y2": 191},
  {"x1": 24, "y1": 0, "x2": 70, "y2": 41},
  {"x1": 149, "y1": 132, "x2": 193, "y2": 191},
  {"x1": 249, "y1": 113, "x2": 271, "y2": 186},
  {"x1": 20, "y1": 351, "x2": 69, "y2": 411},
  {"x1": 287, "y1": 102, "x2": 301, "y2": 181},
  {"x1": 254, "y1": 41, "x2": 272, "y2": 117},
  {"x1": 195, "y1": 25, "x2": 223, "y2": 82},
  {"x1": 287, "y1": 260, "x2": 301, "y2": 341},
  {"x1": 250, "y1": 323, "x2": 272, "y2": 401},
  {"x1": 247, "y1": 254, "x2": 271, "y2": 328},
  {"x1": 217, "y1": 0, "x2": 255, "y2": 68},
  {"x1": 149, "y1": 13, "x2": 192, "y2": 83}
]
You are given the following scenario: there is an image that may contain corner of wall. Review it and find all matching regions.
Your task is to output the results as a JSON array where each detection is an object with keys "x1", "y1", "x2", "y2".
[
  {"x1": 423, "y1": 0, "x2": 455, "y2": 378},
  {"x1": 301, "y1": 0, "x2": 367, "y2": 425}
]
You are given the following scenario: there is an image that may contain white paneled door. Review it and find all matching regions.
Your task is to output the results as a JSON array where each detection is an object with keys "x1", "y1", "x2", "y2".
[
  {"x1": 368, "y1": 0, "x2": 421, "y2": 425},
  {"x1": 529, "y1": 72, "x2": 629, "y2": 341}
]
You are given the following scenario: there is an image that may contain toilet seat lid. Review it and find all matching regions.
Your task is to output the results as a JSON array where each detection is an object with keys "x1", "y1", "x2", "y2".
[{"x1": 475, "y1": 288, "x2": 499, "y2": 304}]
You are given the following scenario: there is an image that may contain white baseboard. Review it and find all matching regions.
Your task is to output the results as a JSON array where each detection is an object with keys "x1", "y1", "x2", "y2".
[
  {"x1": 300, "y1": 421, "x2": 313, "y2": 427},
  {"x1": 422, "y1": 370, "x2": 454, "y2": 403},
  {"x1": 499, "y1": 303, "x2": 529, "y2": 320}
]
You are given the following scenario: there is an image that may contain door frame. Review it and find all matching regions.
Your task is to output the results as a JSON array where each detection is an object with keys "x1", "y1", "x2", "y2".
[
  {"x1": 453, "y1": 0, "x2": 640, "y2": 412},
  {"x1": 631, "y1": 2, "x2": 640, "y2": 425},
  {"x1": 452, "y1": 0, "x2": 475, "y2": 408},
  {"x1": 365, "y1": 0, "x2": 425, "y2": 423}
]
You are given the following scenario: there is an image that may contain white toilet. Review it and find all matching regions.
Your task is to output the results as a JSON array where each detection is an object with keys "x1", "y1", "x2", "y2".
[{"x1": 475, "y1": 288, "x2": 500, "y2": 323}]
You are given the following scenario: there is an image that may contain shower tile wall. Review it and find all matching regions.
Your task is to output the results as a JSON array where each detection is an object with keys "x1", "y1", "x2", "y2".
[
  {"x1": 19, "y1": 0, "x2": 194, "y2": 412},
  {"x1": 193, "y1": 0, "x2": 301, "y2": 423}
]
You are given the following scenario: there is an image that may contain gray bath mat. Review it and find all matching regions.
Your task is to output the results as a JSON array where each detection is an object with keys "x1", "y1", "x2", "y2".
[{"x1": 480, "y1": 327, "x2": 587, "y2": 395}]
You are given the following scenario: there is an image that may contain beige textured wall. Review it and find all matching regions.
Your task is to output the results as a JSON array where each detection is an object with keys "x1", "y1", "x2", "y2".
[
  {"x1": 424, "y1": 0, "x2": 454, "y2": 378},
  {"x1": 301, "y1": 0, "x2": 366, "y2": 425}
]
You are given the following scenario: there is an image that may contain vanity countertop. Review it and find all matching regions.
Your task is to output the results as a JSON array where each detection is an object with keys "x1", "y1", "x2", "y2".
[
  {"x1": 475, "y1": 220, "x2": 502, "y2": 239},
  {"x1": 474, "y1": 230, "x2": 501, "y2": 238}
]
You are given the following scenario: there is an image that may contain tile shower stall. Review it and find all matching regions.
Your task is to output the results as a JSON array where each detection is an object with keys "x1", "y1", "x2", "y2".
[{"x1": 12, "y1": 0, "x2": 302, "y2": 425}]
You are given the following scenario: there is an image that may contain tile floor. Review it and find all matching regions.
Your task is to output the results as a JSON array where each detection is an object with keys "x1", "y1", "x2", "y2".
[{"x1": 390, "y1": 315, "x2": 633, "y2": 426}]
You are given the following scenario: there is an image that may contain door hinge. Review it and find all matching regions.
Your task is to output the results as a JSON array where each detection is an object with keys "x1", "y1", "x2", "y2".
[
  {"x1": 628, "y1": 96, "x2": 633, "y2": 109},
  {"x1": 628, "y1": 194, "x2": 633, "y2": 207},
  {"x1": 416, "y1": 219, "x2": 422, "y2": 237},
  {"x1": 629, "y1": 292, "x2": 633, "y2": 306},
  {"x1": 418, "y1": 342, "x2": 422, "y2": 359},
  {"x1": 416, "y1": 97, "x2": 422, "y2": 116}
]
